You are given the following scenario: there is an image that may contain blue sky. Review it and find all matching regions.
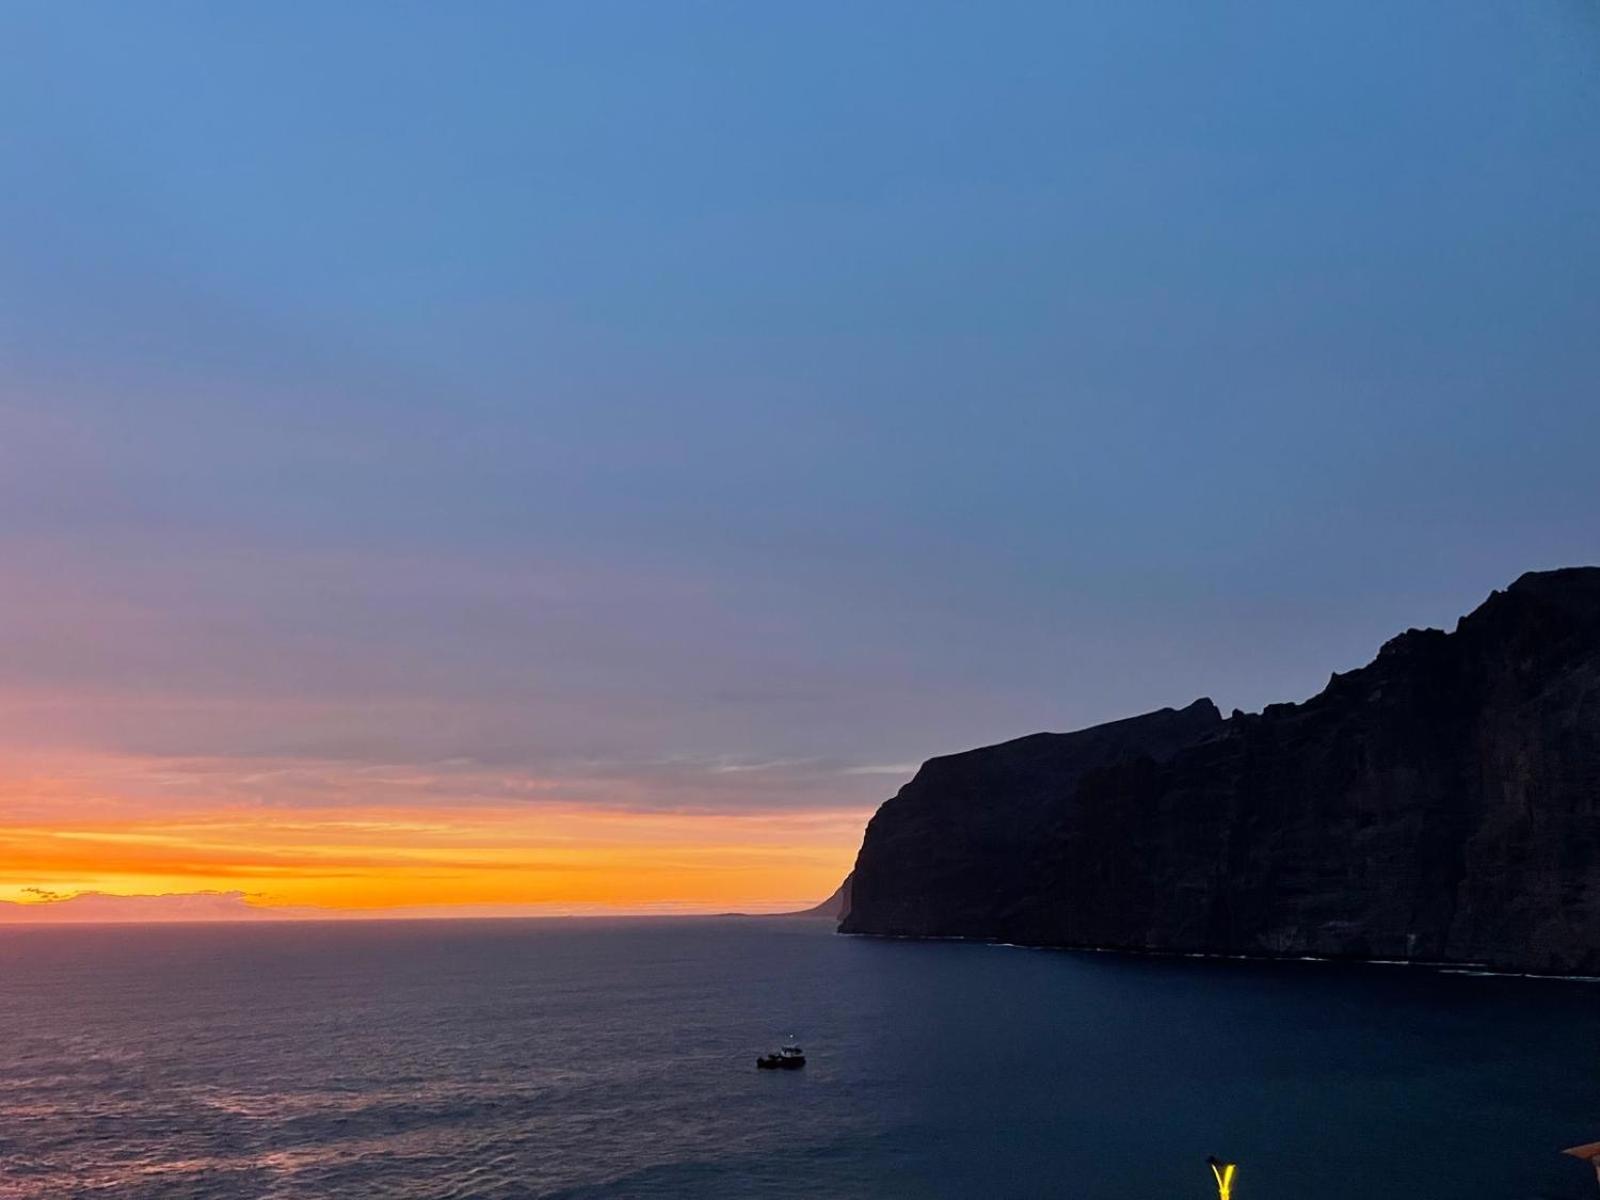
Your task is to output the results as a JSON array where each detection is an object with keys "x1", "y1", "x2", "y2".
[{"x1": 2, "y1": 1, "x2": 1598, "y2": 833}]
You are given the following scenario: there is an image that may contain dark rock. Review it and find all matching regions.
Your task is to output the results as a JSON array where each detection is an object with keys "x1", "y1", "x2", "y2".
[
  {"x1": 840, "y1": 567, "x2": 1600, "y2": 975},
  {"x1": 843, "y1": 698, "x2": 1224, "y2": 939}
]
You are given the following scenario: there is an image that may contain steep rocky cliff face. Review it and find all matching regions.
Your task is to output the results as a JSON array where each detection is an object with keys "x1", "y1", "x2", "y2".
[{"x1": 841, "y1": 568, "x2": 1600, "y2": 975}]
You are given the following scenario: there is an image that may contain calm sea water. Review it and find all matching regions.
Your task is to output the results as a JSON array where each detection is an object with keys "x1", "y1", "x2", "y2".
[{"x1": 2, "y1": 918, "x2": 1599, "y2": 1199}]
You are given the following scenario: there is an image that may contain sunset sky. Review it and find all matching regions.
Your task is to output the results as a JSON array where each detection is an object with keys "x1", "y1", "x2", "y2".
[{"x1": 3, "y1": 2, "x2": 1598, "y2": 917}]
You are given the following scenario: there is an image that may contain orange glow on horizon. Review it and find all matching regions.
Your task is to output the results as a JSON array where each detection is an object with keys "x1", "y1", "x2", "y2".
[{"x1": 0, "y1": 751, "x2": 870, "y2": 916}]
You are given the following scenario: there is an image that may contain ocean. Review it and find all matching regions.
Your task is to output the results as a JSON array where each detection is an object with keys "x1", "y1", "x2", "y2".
[{"x1": 2, "y1": 917, "x2": 1598, "y2": 1199}]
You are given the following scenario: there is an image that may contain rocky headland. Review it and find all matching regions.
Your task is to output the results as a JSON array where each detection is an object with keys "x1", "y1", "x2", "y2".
[{"x1": 840, "y1": 568, "x2": 1600, "y2": 975}]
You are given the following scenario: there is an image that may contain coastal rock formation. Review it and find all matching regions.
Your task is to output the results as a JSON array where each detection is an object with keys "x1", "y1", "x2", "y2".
[
  {"x1": 796, "y1": 873, "x2": 853, "y2": 922},
  {"x1": 841, "y1": 568, "x2": 1600, "y2": 975}
]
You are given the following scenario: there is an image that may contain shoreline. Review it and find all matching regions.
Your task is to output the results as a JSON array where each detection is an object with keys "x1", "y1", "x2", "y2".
[{"x1": 835, "y1": 928, "x2": 1600, "y2": 983}]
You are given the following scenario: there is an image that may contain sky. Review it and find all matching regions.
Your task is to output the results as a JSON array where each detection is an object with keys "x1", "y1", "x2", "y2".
[{"x1": 2, "y1": 1, "x2": 1598, "y2": 918}]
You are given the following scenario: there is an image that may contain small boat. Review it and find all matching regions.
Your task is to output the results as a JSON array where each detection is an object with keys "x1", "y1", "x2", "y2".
[{"x1": 756, "y1": 1042, "x2": 806, "y2": 1070}]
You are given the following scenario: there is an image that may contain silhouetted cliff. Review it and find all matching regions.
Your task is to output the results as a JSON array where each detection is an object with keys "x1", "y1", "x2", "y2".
[
  {"x1": 796, "y1": 873, "x2": 853, "y2": 922},
  {"x1": 841, "y1": 568, "x2": 1600, "y2": 975}
]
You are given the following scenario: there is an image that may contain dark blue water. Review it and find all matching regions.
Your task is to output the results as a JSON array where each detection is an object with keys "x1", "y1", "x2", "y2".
[{"x1": 2, "y1": 918, "x2": 1599, "y2": 1199}]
